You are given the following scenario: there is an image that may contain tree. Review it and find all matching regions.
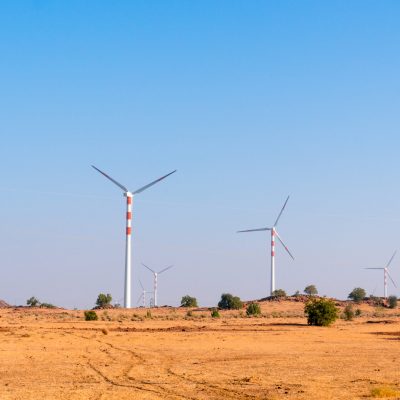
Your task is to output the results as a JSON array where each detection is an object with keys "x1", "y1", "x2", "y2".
[
  {"x1": 180, "y1": 295, "x2": 198, "y2": 307},
  {"x1": 96, "y1": 293, "x2": 112, "y2": 308},
  {"x1": 348, "y1": 288, "x2": 366, "y2": 303},
  {"x1": 271, "y1": 289, "x2": 286, "y2": 298},
  {"x1": 246, "y1": 303, "x2": 261, "y2": 316},
  {"x1": 304, "y1": 297, "x2": 339, "y2": 326},
  {"x1": 218, "y1": 293, "x2": 243, "y2": 310},
  {"x1": 304, "y1": 285, "x2": 318, "y2": 296},
  {"x1": 27, "y1": 297, "x2": 40, "y2": 307},
  {"x1": 388, "y1": 295, "x2": 398, "y2": 309}
]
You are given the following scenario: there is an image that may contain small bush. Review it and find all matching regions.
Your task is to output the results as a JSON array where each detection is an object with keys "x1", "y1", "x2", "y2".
[
  {"x1": 343, "y1": 304, "x2": 355, "y2": 321},
  {"x1": 218, "y1": 293, "x2": 243, "y2": 310},
  {"x1": 355, "y1": 308, "x2": 362, "y2": 317},
  {"x1": 304, "y1": 298, "x2": 339, "y2": 326},
  {"x1": 146, "y1": 310, "x2": 152, "y2": 319},
  {"x1": 369, "y1": 295, "x2": 383, "y2": 306},
  {"x1": 84, "y1": 311, "x2": 98, "y2": 321},
  {"x1": 348, "y1": 287, "x2": 366, "y2": 303},
  {"x1": 101, "y1": 328, "x2": 108, "y2": 335},
  {"x1": 180, "y1": 295, "x2": 198, "y2": 307},
  {"x1": 186, "y1": 310, "x2": 193, "y2": 317},
  {"x1": 272, "y1": 289, "x2": 286, "y2": 298},
  {"x1": 388, "y1": 295, "x2": 398, "y2": 309},
  {"x1": 211, "y1": 308, "x2": 220, "y2": 318},
  {"x1": 246, "y1": 303, "x2": 261, "y2": 316},
  {"x1": 40, "y1": 303, "x2": 56, "y2": 309}
]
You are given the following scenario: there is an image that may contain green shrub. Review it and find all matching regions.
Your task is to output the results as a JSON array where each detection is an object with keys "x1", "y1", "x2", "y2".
[
  {"x1": 180, "y1": 295, "x2": 198, "y2": 307},
  {"x1": 96, "y1": 293, "x2": 112, "y2": 308},
  {"x1": 304, "y1": 285, "x2": 318, "y2": 296},
  {"x1": 272, "y1": 289, "x2": 286, "y2": 298},
  {"x1": 40, "y1": 303, "x2": 56, "y2": 309},
  {"x1": 304, "y1": 298, "x2": 339, "y2": 326},
  {"x1": 348, "y1": 287, "x2": 366, "y2": 303},
  {"x1": 246, "y1": 303, "x2": 261, "y2": 316},
  {"x1": 146, "y1": 310, "x2": 152, "y2": 318},
  {"x1": 211, "y1": 308, "x2": 220, "y2": 318},
  {"x1": 343, "y1": 304, "x2": 355, "y2": 321},
  {"x1": 388, "y1": 295, "x2": 397, "y2": 309},
  {"x1": 218, "y1": 293, "x2": 243, "y2": 310},
  {"x1": 84, "y1": 311, "x2": 98, "y2": 321},
  {"x1": 355, "y1": 308, "x2": 362, "y2": 317}
]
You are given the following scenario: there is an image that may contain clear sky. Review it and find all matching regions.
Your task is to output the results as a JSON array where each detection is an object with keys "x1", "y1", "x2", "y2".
[{"x1": 1, "y1": 1, "x2": 400, "y2": 309}]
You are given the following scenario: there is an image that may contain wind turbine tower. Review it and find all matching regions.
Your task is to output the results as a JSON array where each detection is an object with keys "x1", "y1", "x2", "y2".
[
  {"x1": 92, "y1": 165, "x2": 176, "y2": 308},
  {"x1": 238, "y1": 196, "x2": 294, "y2": 296},
  {"x1": 142, "y1": 263, "x2": 173, "y2": 307},
  {"x1": 364, "y1": 250, "x2": 397, "y2": 299}
]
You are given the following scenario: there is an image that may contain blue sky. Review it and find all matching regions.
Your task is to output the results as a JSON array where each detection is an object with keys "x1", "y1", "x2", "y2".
[{"x1": 1, "y1": 1, "x2": 400, "y2": 308}]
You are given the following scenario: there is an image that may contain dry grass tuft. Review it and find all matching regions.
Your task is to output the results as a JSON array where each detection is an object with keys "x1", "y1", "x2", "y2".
[{"x1": 371, "y1": 386, "x2": 400, "y2": 398}]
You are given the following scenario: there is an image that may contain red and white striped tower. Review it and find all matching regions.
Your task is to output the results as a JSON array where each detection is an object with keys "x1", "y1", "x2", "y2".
[
  {"x1": 92, "y1": 165, "x2": 176, "y2": 309},
  {"x1": 271, "y1": 228, "x2": 276, "y2": 295},
  {"x1": 237, "y1": 196, "x2": 294, "y2": 298},
  {"x1": 384, "y1": 268, "x2": 388, "y2": 299},
  {"x1": 124, "y1": 192, "x2": 133, "y2": 308}
]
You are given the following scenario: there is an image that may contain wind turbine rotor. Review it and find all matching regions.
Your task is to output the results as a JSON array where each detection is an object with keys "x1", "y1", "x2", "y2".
[
  {"x1": 237, "y1": 227, "x2": 271, "y2": 233},
  {"x1": 133, "y1": 170, "x2": 177, "y2": 194},
  {"x1": 274, "y1": 230, "x2": 295, "y2": 260},
  {"x1": 91, "y1": 165, "x2": 129, "y2": 192},
  {"x1": 158, "y1": 265, "x2": 174, "y2": 274},
  {"x1": 385, "y1": 250, "x2": 397, "y2": 268},
  {"x1": 274, "y1": 195, "x2": 290, "y2": 227}
]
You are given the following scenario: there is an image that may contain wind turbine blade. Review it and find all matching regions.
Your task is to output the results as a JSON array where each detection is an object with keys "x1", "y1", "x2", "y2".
[
  {"x1": 274, "y1": 195, "x2": 290, "y2": 227},
  {"x1": 237, "y1": 227, "x2": 271, "y2": 233},
  {"x1": 142, "y1": 263, "x2": 156, "y2": 274},
  {"x1": 274, "y1": 230, "x2": 295, "y2": 260},
  {"x1": 387, "y1": 270, "x2": 397, "y2": 288},
  {"x1": 158, "y1": 265, "x2": 173, "y2": 274},
  {"x1": 386, "y1": 250, "x2": 397, "y2": 268},
  {"x1": 91, "y1": 165, "x2": 128, "y2": 192},
  {"x1": 133, "y1": 170, "x2": 177, "y2": 195},
  {"x1": 363, "y1": 267, "x2": 384, "y2": 270},
  {"x1": 139, "y1": 279, "x2": 144, "y2": 290}
]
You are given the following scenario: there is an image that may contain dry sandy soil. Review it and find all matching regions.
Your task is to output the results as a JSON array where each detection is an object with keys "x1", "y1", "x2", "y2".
[{"x1": 1, "y1": 300, "x2": 400, "y2": 400}]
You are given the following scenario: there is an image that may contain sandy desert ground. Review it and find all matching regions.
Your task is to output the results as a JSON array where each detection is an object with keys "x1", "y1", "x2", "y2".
[{"x1": 1, "y1": 300, "x2": 400, "y2": 400}]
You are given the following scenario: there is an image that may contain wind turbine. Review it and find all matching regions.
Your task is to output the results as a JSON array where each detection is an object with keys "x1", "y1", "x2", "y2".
[
  {"x1": 92, "y1": 165, "x2": 176, "y2": 308},
  {"x1": 142, "y1": 263, "x2": 173, "y2": 307},
  {"x1": 237, "y1": 196, "x2": 294, "y2": 296},
  {"x1": 137, "y1": 280, "x2": 152, "y2": 308},
  {"x1": 364, "y1": 251, "x2": 397, "y2": 299}
]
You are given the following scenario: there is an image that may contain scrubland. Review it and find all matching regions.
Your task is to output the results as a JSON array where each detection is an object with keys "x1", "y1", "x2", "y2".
[{"x1": 0, "y1": 300, "x2": 400, "y2": 399}]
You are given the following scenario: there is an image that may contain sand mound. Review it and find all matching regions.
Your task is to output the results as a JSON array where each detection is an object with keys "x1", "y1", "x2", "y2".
[{"x1": 0, "y1": 299, "x2": 10, "y2": 308}]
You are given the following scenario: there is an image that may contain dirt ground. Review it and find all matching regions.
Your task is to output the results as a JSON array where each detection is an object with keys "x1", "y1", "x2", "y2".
[{"x1": 0, "y1": 301, "x2": 400, "y2": 400}]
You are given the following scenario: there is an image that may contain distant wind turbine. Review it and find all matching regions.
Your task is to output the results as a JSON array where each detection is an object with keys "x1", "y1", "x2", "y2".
[
  {"x1": 237, "y1": 196, "x2": 294, "y2": 296},
  {"x1": 364, "y1": 250, "x2": 397, "y2": 299},
  {"x1": 137, "y1": 280, "x2": 152, "y2": 308},
  {"x1": 142, "y1": 263, "x2": 173, "y2": 307},
  {"x1": 92, "y1": 165, "x2": 176, "y2": 308}
]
